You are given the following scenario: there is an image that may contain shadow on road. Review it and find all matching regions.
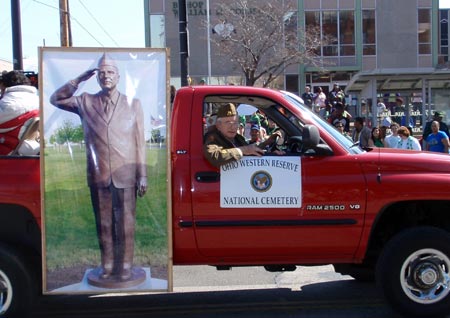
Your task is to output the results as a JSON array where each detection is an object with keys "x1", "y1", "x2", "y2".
[{"x1": 32, "y1": 279, "x2": 403, "y2": 318}]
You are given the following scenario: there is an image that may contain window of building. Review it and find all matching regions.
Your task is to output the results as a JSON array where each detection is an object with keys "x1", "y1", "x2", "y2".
[
  {"x1": 284, "y1": 11, "x2": 298, "y2": 47},
  {"x1": 150, "y1": 15, "x2": 166, "y2": 48},
  {"x1": 305, "y1": 11, "x2": 321, "y2": 55},
  {"x1": 418, "y1": 9, "x2": 431, "y2": 55},
  {"x1": 340, "y1": 11, "x2": 355, "y2": 56},
  {"x1": 439, "y1": 10, "x2": 449, "y2": 63},
  {"x1": 305, "y1": 10, "x2": 355, "y2": 57},
  {"x1": 322, "y1": 11, "x2": 338, "y2": 56},
  {"x1": 285, "y1": 74, "x2": 299, "y2": 95},
  {"x1": 149, "y1": 0, "x2": 165, "y2": 12},
  {"x1": 362, "y1": 10, "x2": 376, "y2": 55}
]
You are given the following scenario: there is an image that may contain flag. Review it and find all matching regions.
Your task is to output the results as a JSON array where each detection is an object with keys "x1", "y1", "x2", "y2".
[{"x1": 151, "y1": 115, "x2": 165, "y2": 128}]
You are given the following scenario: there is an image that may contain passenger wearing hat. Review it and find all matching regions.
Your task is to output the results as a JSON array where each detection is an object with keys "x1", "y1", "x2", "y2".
[
  {"x1": 50, "y1": 53, "x2": 147, "y2": 284},
  {"x1": 203, "y1": 103, "x2": 281, "y2": 167},
  {"x1": 249, "y1": 124, "x2": 262, "y2": 144},
  {"x1": 422, "y1": 110, "x2": 449, "y2": 140}
]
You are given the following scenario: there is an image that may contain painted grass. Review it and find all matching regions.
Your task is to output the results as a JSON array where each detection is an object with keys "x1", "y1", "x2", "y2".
[{"x1": 43, "y1": 145, "x2": 168, "y2": 271}]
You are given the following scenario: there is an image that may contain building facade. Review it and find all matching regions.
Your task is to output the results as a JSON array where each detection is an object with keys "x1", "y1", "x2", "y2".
[
  {"x1": 0, "y1": 59, "x2": 13, "y2": 72},
  {"x1": 145, "y1": 0, "x2": 450, "y2": 134}
]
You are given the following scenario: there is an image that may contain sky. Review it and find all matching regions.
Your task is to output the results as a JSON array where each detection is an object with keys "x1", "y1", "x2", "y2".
[
  {"x1": 0, "y1": 0, "x2": 146, "y2": 72},
  {"x1": 2, "y1": 0, "x2": 450, "y2": 72}
]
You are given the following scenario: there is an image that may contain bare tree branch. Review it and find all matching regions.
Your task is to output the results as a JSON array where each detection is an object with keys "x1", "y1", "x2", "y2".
[{"x1": 209, "y1": 0, "x2": 332, "y2": 87}]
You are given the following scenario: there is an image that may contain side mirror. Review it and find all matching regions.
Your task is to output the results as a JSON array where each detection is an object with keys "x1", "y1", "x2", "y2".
[
  {"x1": 302, "y1": 125, "x2": 333, "y2": 156},
  {"x1": 287, "y1": 125, "x2": 332, "y2": 156},
  {"x1": 302, "y1": 125, "x2": 320, "y2": 148}
]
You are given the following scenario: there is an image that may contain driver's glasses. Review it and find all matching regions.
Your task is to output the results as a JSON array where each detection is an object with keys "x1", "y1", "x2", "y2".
[{"x1": 222, "y1": 121, "x2": 239, "y2": 128}]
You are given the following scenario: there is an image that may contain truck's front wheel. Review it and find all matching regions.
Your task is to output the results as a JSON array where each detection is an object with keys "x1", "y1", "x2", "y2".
[
  {"x1": 0, "y1": 244, "x2": 35, "y2": 318},
  {"x1": 376, "y1": 226, "x2": 450, "y2": 317}
]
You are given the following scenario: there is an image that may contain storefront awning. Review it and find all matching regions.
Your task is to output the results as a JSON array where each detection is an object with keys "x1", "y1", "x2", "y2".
[{"x1": 345, "y1": 67, "x2": 450, "y2": 93}]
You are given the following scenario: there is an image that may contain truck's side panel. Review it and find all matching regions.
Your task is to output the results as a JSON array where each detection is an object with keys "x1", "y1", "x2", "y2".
[
  {"x1": 0, "y1": 156, "x2": 41, "y2": 254},
  {"x1": 0, "y1": 156, "x2": 41, "y2": 223},
  {"x1": 171, "y1": 88, "x2": 204, "y2": 262},
  {"x1": 182, "y1": 88, "x2": 367, "y2": 264}
]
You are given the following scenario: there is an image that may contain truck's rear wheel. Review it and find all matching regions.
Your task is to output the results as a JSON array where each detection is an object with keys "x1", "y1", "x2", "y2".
[
  {"x1": 376, "y1": 227, "x2": 450, "y2": 317},
  {"x1": 0, "y1": 244, "x2": 35, "y2": 318}
]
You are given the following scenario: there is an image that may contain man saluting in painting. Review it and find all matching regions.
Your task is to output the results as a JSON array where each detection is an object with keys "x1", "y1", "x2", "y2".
[{"x1": 50, "y1": 53, "x2": 147, "y2": 287}]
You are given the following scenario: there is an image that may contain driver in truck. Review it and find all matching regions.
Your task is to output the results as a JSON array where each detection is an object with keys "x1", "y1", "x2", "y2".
[{"x1": 203, "y1": 103, "x2": 283, "y2": 167}]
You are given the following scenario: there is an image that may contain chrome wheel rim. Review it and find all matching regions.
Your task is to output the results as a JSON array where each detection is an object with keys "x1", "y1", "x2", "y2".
[
  {"x1": 0, "y1": 269, "x2": 13, "y2": 315},
  {"x1": 400, "y1": 248, "x2": 450, "y2": 304}
]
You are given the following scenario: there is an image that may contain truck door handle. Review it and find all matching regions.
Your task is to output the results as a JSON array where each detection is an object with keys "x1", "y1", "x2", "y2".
[{"x1": 195, "y1": 171, "x2": 220, "y2": 183}]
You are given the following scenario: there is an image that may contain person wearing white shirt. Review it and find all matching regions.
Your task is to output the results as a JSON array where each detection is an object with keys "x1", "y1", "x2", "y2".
[
  {"x1": 396, "y1": 126, "x2": 421, "y2": 151},
  {"x1": 0, "y1": 71, "x2": 40, "y2": 155},
  {"x1": 384, "y1": 122, "x2": 401, "y2": 148},
  {"x1": 0, "y1": 71, "x2": 39, "y2": 124},
  {"x1": 313, "y1": 86, "x2": 327, "y2": 118},
  {"x1": 377, "y1": 99, "x2": 387, "y2": 117}
]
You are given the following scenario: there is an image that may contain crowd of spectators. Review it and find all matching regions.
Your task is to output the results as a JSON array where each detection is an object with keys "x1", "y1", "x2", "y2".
[
  {"x1": 352, "y1": 108, "x2": 450, "y2": 153},
  {"x1": 301, "y1": 85, "x2": 450, "y2": 153}
]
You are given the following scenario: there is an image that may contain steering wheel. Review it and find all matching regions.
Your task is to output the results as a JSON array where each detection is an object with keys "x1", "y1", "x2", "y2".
[{"x1": 286, "y1": 136, "x2": 303, "y2": 153}]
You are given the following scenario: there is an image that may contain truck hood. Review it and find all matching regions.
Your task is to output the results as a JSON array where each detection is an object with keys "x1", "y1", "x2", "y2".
[{"x1": 361, "y1": 148, "x2": 450, "y2": 173}]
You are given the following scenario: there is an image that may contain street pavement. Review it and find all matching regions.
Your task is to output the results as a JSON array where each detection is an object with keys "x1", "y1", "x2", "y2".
[{"x1": 31, "y1": 265, "x2": 408, "y2": 318}]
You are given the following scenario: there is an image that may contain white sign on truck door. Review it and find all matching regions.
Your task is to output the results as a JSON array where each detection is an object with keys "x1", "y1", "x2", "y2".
[{"x1": 220, "y1": 157, "x2": 301, "y2": 208}]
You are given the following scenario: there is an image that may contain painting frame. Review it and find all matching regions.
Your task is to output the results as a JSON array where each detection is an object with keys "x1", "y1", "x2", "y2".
[{"x1": 39, "y1": 47, "x2": 172, "y2": 294}]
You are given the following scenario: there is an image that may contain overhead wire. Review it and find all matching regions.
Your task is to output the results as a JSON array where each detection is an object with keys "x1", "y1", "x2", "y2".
[
  {"x1": 0, "y1": 14, "x2": 11, "y2": 38},
  {"x1": 77, "y1": 0, "x2": 120, "y2": 47},
  {"x1": 0, "y1": 0, "x2": 35, "y2": 61},
  {"x1": 0, "y1": 0, "x2": 34, "y2": 35},
  {"x1": 31, "y1": 0, "x2": 104, "y2": 46}
]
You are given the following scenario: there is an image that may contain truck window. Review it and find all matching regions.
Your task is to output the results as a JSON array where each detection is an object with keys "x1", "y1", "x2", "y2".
[{"x1": 201, "y1": 94, "x2": 338, "y2": 157}]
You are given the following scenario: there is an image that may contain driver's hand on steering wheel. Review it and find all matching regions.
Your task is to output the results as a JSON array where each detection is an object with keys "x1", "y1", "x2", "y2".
[
  {"x1": 271, "y1": 149, "x2": 286, "y2": 155},
  {"x1": 239, "y1": 143, "x2": 265, "y2": 156},
  {"x1": 267, "y1": 130, "x2": 283, "y2": 142}
]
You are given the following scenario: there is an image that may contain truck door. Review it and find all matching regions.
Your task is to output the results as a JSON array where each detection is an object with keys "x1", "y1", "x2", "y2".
[{"x1": 189, "y1": 95, "x2": 366, "y2": 263}]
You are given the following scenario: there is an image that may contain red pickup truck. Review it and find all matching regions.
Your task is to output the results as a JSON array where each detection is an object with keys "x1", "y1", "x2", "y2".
[{"x1": 1, "y1": 85, "x2": 450, "y2": 317}]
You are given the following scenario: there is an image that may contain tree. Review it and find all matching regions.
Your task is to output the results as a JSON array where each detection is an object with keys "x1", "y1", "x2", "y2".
[
  {"x1": 52, "y1": 120, "x2": 84, "y2": 144},
  {"x1": 210, "y1": 0, "x2": 332, "y2": 87}
]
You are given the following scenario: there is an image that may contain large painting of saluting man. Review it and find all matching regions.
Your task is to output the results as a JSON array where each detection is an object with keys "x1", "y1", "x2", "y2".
[{"x1": 40, "y1": 47, "x2": 171, "y2": 293}]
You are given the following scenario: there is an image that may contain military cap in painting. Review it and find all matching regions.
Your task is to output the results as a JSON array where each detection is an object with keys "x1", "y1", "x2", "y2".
[{"x1": 97, "y1": 53, "x2": 118, "y2": 69}]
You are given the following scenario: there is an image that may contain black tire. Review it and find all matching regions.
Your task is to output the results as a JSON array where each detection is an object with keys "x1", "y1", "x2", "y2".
[
  {"x1": 376, "y1": 226, "x2": 450, "y2": 317},
  {"x1": 0, "y1": 244, "x2": 36, "y2": 318}
]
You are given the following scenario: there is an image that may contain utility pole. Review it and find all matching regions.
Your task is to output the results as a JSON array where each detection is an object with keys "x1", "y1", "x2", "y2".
[
  {"x1": 178, "y1": 0, "x2": 189, "y2": 86},
  {"x1": 11, "y1": 0, "x2": 23, "y2": 70},
  {"x1": 59, "y1": 0, "x2": 72, "y2": 47}
]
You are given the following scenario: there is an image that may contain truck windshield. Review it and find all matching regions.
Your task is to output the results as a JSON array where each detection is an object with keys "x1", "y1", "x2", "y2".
[{"x1": 281, "y1": 91, "x2": 364, "y2": 154}]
